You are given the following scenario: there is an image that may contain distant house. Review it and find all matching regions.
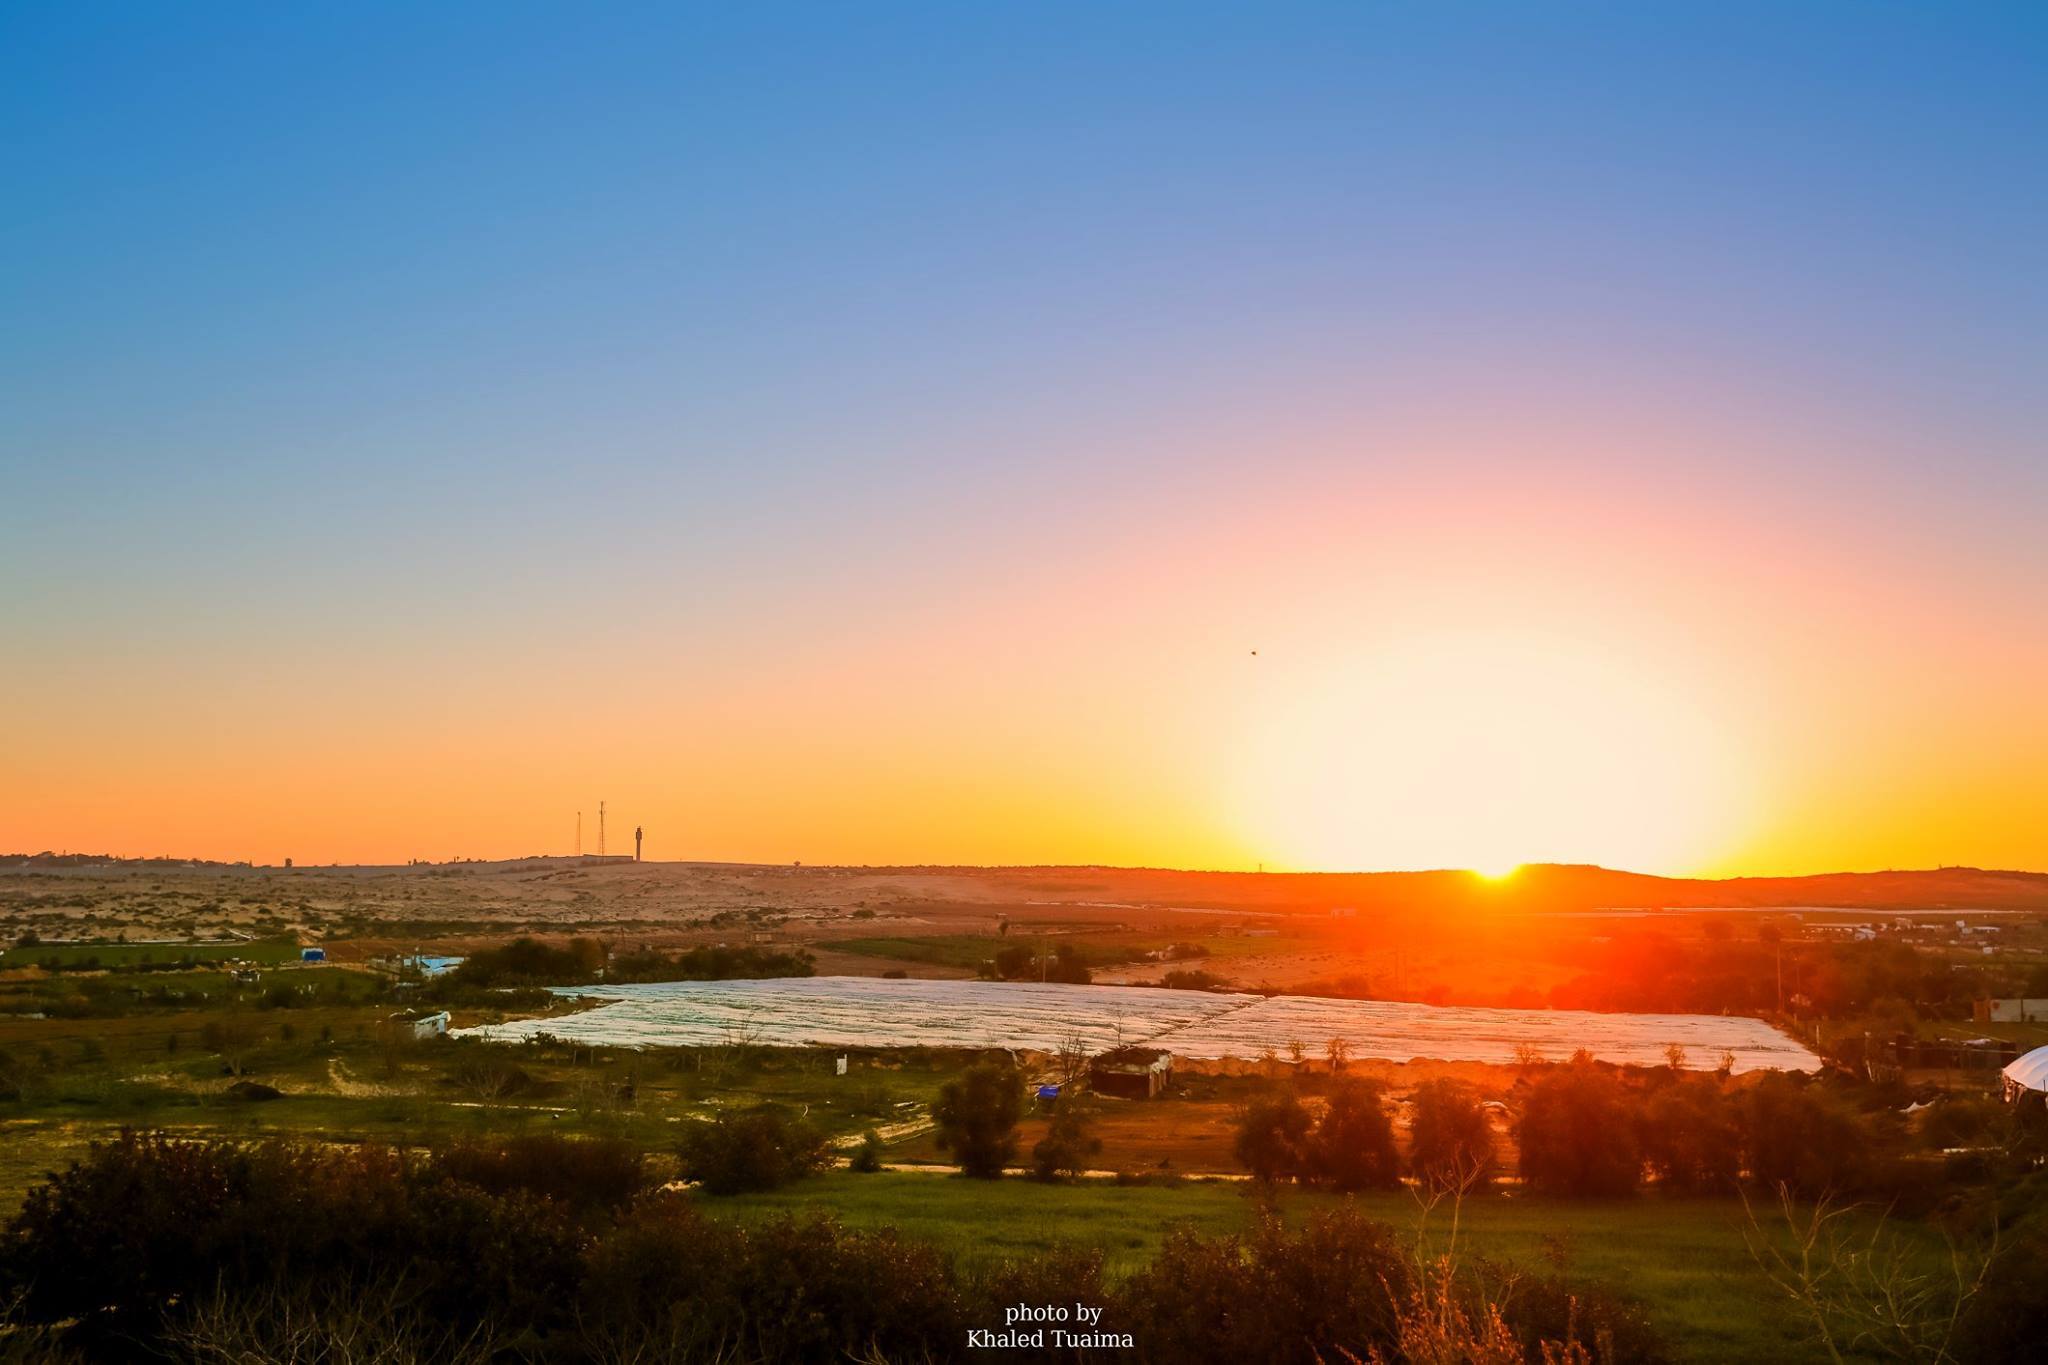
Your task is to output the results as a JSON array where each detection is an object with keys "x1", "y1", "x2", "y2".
[
  {"x1": 300, "y1": 947, "x2": 326, "y2": 963},
  {"x1": 1090, "y1": 1046, "x2": 1173, "y2": 1099},
  {"x1": 1977, "y1": 998, "x2": 2048, "y2": 1024}
]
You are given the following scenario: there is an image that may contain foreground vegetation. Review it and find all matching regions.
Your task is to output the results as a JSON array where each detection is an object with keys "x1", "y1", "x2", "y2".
[{"x1": 0, "y1": 1131, "x2": 1662, "y2": 1363}]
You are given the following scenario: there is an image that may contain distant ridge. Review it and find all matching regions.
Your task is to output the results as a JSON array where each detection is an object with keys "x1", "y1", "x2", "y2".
[{"x1": 8, "y1": 853, "x2": 2047, "y2": 913}]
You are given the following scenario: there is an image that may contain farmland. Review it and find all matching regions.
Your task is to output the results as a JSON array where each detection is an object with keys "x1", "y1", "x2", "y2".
[
  {"x1": 3, "y1": 855, "x2": 2043, "y2": 1362},
  {"x1": 457, "y1": 975, "x2": 1823, "y2": 1072}
]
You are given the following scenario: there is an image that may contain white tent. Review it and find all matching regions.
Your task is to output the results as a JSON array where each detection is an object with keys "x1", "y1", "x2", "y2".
[{"x1": 2000, "y1": 1045, "x2": 2048, "y2": 1096}]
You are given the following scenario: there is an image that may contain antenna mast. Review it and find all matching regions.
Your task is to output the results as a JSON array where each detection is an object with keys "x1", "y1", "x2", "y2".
[
  {"x1": 599, "y1": 801, "x2": 606, "y2": 857},
  {"x1": 576, "y1": 811, "x2": 582, "y2": 857}
]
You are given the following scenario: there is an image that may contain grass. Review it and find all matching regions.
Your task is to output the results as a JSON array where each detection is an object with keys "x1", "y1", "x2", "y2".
[
  {"x1": 2, "y1": 937, "x2": 304, "y2": 969},
  {"x1": 709, "y1": 1172, "x2": 1947, "y2": 1362}
]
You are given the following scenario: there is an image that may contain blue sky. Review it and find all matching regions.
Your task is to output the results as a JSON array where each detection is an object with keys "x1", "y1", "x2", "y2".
[{"x1": 4, "y1": 4, "x2": 2047, "y2": 868}]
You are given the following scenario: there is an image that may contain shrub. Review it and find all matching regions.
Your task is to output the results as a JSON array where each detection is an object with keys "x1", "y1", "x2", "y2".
[
  {"x1": 429, "y1": 1134, "x2": 645, "y2": 1214},
  {"x1": 1638, "y1": 1078, "x2": 1741, "y2": 1193},
  {"x1": 607, "y1": 944, "x2": 815, "y2": 983},
  {"x1": 1740, "y1": 1074, "x2": 1873, "y2": 1197},
  {"x1": 1408, "y1": 1078, "x2": 1496, "y2": 1190},
  {"x1": 0, "y1": 1132, "x2": 580, "y2": 1342},
  {"x1": 1517, "y1": 1059, "x2": 1641, "y2": 1196},
  {"x1": 1235, "y1": 1088, "x2": 1313, "y2": 1184},
  {"x1": 1305, "y1": 1078, "x2": 1401, "y2": 1191},
  {"x1": 446, "y1": 937, "x2": 603, "y2": 988},
  {"x1": 1489, "y1": 1266, "x2": 1669, "y2": 1363},
  {"x1": 677, "y1": 1104, "x2": 829, "y2": 1194},
  {"x1": 581, "y1": 1198, "x2": 964, "y2": 1363},
  {"x1": 1955, "y1": 1221, "x2": 2048, "y2": 1365},
  {"x1": 1030, "y1": 1099, "x2": 1101, "y2": 1181},
  {"x1": 932, "y1": 1060, "x2": 1023, "y2": 1178},
  {"x1": 1919, "y1": 1093, "x2": 2006, "y2": 1150},
  {"x1": 849, "y1": 1128, "x2": 887, "y2": 1173},
  {"x1": 1160, "y1": 969, "x2": 1231, "y2": 991},
  {"x1": 1117, "y1": 1208, "x2": 1411, "y2": 1364},
  {"x1": 450, "y1": 1054, "x2": 532, "y2": 1099}
]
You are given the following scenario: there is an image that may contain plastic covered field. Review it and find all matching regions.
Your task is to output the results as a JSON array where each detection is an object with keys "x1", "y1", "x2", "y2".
[{"x1": 454, "y1": 976, "x2": 1820, "y2": 1073}]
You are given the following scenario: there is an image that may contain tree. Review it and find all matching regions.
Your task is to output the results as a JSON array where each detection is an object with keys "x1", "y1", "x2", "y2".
[
  {"x1": 1304, "y1": 1079, "x2": 1401, "y2": 1191},
  {"x1": 1741, "y1": 1073, "x2": 1874, "y2": 1197},
  {"x1": 990, "y1": 945, "x2": 1033, "y2": 980},
  {"x1": 1234, "y1": 1089, "x2": 1312, "y2": 1184},
  {"x1": 1639, "y1": 1078, "x2": 1740, "y2": 1193},
  {"x1": 932, "y1": 1060, "x2": 1023, "y2": 1178},
  {"x1": 1047, "y1": 943, "x2": 1092, "y2": 985},
  {"x1": 1408, "y1": 1079, "x2": 1495, "y2": 1191},
  {"x1": 1516, "y1": 1059, "x2": 1641, "y2": 1196},
  {"x1": 1031, "y1": 1099, "x2": 1101, "y2": 1181}
]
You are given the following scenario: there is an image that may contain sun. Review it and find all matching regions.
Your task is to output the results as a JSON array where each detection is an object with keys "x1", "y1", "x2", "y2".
[
  {"x1": 1472, "y1": 861, "x2": 1522, "y2": 882},
  {"x1": 1229, "y1": 629, "x2": 1754, "y2": 874}
]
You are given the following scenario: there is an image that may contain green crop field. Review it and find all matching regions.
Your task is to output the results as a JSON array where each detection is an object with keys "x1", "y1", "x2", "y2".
[
  {"x1": 713, "y1": 1172, "x2": 1943, "y2": 1363},
  {"x1": 2, "y1": 937, "x2": 305, "y2": 970}
]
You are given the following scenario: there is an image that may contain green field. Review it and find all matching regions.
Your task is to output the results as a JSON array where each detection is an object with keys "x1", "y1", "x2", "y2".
[
  {"x1": 714, "y1": 1172, "x2": 1939, "y2": 1363},
  {"x1": 2, "y1": 937, "x2": 304, "y2": 969}
]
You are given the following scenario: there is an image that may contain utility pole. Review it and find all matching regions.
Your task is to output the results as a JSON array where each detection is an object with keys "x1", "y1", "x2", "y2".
[{"x1": 599, "y1": 801, "x2": 606, "y2": 857}]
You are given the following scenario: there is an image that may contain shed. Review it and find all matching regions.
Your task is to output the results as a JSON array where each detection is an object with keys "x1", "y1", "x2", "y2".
[
  {"x1": 300, "y1": 947, "x2": 326, "y2": 963},
  {"x1": 1090, "y1": 1046, "x2": 1173, "y2": 1100},
  {"x1": 389, "y1": 1010, "x2": 450, "y2": 1041}
]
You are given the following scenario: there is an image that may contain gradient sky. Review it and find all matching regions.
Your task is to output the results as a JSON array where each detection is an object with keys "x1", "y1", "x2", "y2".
[{"x1": 5, "y1": 3, "x2": 2046, "y2": 874}]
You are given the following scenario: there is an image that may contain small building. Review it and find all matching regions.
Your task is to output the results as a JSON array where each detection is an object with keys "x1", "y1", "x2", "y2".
[
  {"x1": 1977, "y1": 998, "x2": 2048, "y2": 1024},
  {"x1": 388, "y1": 1010, "x2": 449, "y2": 1041},
  {"x1": 300, "y1": 947, "x2": 326, "y2": 963},
  {"x1": 1090, "y1": 1046, "x2": 1173, "y2": 1099}
]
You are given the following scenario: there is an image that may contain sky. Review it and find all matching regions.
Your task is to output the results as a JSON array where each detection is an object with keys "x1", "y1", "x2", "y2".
[{"x1": 4, "y1": 3, "x2": 2046, "y2": 875}]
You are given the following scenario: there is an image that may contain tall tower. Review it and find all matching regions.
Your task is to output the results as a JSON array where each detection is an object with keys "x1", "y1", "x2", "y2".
[
  {"x1": 635, "y1": 825, "x2": 643, "y2": 861},
  {"x1": 598, "y1": 801, "x2": 606, "y2": 857},
  {"x1": 576, "y1": 811, "x2": 582, "y2": 857}
]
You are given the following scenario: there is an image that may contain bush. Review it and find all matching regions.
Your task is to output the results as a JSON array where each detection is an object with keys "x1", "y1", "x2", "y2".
[
  {"x1": 1118, "y1": 1208, "x2": 1411, "y2": 1364},
  {"x1": 429, "y1": 1134, "x2": 645, "y2": 1214},
  {"x1": 849, "y1": 1129, "x2": 886, "y2": 1173},
  {"x1": 1489, "y1": 1267, "x2": 1669, "y2": 1364},
  {"x1": 1637, "y1": 1078, "x2": 1740, "y2": 1193},
  {"x1": 1740, "y1": 1074, "x2": 1873, "y2": 1198},
  {"x1": 932, "y1": 1060, "x2": 1023, "y2": 1178},
  {"x1": 677, "y1": 1104, "x2": 829, "y2": 1194},
  {"x1": 1030, "y1": 1099, "x2": 1101, "y2": 1181},
  {"x1": 1305, "y1": 1078, "x2": 1401, "y2": 1191},
  {"x1": 580, "y1": 1198, "x2": 964, "y2": 1363},
  {"x1": 445, "y1": 937, "x2": 603, "y2": 988},
  {"x1": 1235, "y1": 1088, "x2": 1312, "y2": 1184},
  {"x1": 1408, "y1": 1078, "x2": 1496, "y2": 1190},
  {"x1": 1919, "y1": 1093, "x2": 2006, "y2": 1150},
  {"x1": 1517, "y1": 1059, "x2": 1641, "y2": 1196},
  {"x1": 1955, "y1": 1221, "x2": 2048, "y2": 1365},
  {"x1": 0, "y1": 1132, "x2": 582, "y2": 1342},
  {"x1": 607, "y1": 944, "x2": 815, "y2": 982},
  {"x1": 1160, "y1": 969, "x2": 1231, "y2": 991}
]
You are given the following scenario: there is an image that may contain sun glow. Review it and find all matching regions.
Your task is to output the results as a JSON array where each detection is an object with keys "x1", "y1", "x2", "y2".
[{"x1": 1231, "y1": 630, "x2": 1756, "y2": 875}]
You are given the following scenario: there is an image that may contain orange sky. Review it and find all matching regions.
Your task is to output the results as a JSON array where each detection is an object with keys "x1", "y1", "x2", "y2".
[
  {"x1": 10, "y1": 398, "x2": 2047, "y2": 876},
  {"x1": 7, "y1": 7, "x2": 2047, "y2": 876}
]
